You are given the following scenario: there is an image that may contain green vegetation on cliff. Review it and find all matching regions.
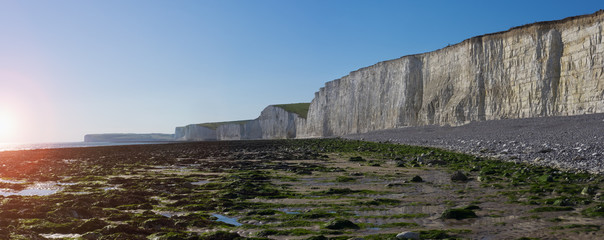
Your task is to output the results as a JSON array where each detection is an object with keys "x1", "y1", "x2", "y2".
[
  {"x1": 273, "y1": 103, "x2": 311, "y2": 118},
  {"x1": 198, "y1": 120, "x2": 250, "y2": 130}
]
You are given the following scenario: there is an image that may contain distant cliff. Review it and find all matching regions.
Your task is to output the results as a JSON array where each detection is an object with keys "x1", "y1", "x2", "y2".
[
  {"x1": 175, "y1": 103, "x2": 310, "y2": 141},
  {"x1": 304, "y1": 10, "x2": 604, "y2": 137},
  {"x1": 84, "y1": 133, "x2": 175, "y2": 142}
]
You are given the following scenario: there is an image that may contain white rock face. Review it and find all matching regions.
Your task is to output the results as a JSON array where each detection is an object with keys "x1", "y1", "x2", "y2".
[
  {"x1": 304, "y1": 11, "x2": 604, "y2": 137},
  {"x1": 257, "y1": 106, "x2": 299, "y2": 139},
  {"x1": 174, "y1": 125, "x2": 217, "y2": 141},
  {"x1": 215, "y1": 124, "x2": 242, "y2": 140},
  {"x1": 216, "y1": 106, "x2": 305, "y2": 140},
  {"x1": 177, "y1": 105, "x2": 308, "y2": 141}
]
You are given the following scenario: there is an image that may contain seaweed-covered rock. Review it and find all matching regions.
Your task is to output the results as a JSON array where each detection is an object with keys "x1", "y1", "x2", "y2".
[
  {"x1": 450, "y1": 171, "x2": 469, "y2": 182},
  {"x1": 200, "y1": 231, "x2": 242, "y2": 240},
  {"x1": 581, "y1": 186, "x2": 598, "y2": 195},
  {"x1": 305, "y1": 235, "x2": 328, "y2": 240},
  {"x1": 441, "y1": 208, "x2": 478, "y2": 220},
  {"x1": 349, "y1": 156, "x2": 366, "y2": 162},
  {"x1": 75, "y1": 218, "x2": 108, "y2": 233},
  {"x1": 81, "y1": 232, "x2": 102, "y2": 240},
  {"x1": 142, "y1": 218, "x2": 175, "y2": 230},
  {"x1": 100, "y1": 224, "x2": 149, "y2": 235},
  {"x1": 324, "y1": 219, "x2": 360, "y2": 230},
  {"x1": 410, "y1": 175, "x2": 423, "y2": 182},
  {"x1": 538, "y1": 174, "x2": 555, "y2": 183},
  {"x1": 396, "y1": 231, "x2": 420, "y2": 239},
  {"x1": 149, "y1": 231, "x2": 201, "y2": 240}
]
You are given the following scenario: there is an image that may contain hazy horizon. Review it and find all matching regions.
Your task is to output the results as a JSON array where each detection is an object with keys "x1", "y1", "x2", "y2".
[{"x1": 1, "y1": 0, "x2": 602, "y2": 144}]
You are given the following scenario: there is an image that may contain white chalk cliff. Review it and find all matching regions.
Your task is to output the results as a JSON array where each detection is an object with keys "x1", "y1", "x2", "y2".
[
  {"x1": 174, "y1": 10, "x2": 604, "y2": 141},
  {"x1": 175, "y1": 105, "x2": 308, "y2": 141},
  {"x1": 303, "y1": 10, "x2": 604, "y2": 137}
]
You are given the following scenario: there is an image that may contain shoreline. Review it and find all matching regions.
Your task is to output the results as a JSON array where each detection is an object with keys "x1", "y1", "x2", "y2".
[{"x1": 345, "y1": 113, "x2": 604, "y2": 174}]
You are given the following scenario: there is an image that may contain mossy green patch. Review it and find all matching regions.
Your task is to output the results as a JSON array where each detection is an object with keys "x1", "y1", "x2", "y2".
[
  {"x1": 198, "y1": 120, "x2": 251, "y2": 130},
  {"x1": 582, "y1": 203, "x2": 604, "y2": 217},
  {"x1": 272, "y1": 103, "x2": 311, "y2": 118},
  {"x1": 530, "y1": 206, "x2": 574, "y2": 212}
]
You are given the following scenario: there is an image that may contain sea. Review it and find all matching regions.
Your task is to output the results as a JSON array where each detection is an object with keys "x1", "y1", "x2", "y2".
[{"x1": 0, "y1": 141, "x2": 175, "y2": 152}]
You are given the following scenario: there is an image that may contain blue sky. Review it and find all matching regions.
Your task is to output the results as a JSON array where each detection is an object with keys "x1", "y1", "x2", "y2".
[{"x1": 0, "y1": 0, "x2": 602, "y2": 143}]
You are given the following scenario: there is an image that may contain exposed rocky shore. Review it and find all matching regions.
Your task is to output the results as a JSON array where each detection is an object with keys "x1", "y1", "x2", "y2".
[
  {"x1": 346, "y1": 113, "x2": 604, "y2": 174},
  {"x1": 2, "y1": 139, "x2": 603, "y2": 239}
]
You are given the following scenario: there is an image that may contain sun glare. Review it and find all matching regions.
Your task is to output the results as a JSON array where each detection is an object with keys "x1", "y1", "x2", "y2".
[{"x1": 0, "y1": 110, "x2": 16, "y2": 143}]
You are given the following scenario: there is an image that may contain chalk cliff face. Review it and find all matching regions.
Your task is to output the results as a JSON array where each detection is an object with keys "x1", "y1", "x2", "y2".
[
  {"x1": 304, "y1": 11, "x2": 604, "y2": 137},
  {"x1": 216, "y1": 105, "x2": 304, "y2": 140},
  {"x1": 176, "y1": 105, "x2": 308, "y2": 141},
  {"x1": 174, "y1": 125, "x2": 217, "y2": 141}
]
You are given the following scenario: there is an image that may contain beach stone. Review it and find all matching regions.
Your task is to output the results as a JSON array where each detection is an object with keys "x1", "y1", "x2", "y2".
[
  {"x1": 81, "y1": 232, "x2": 102, "y2": 240},
  {"x1": 201, "y1": 231, "x2": 241, "y2": 240},
  {"x1": 324, "y1": 219, "x2": 360, "y2": 229},
  {"x1": 305, "y1": 236, "x2": 328, "y2": 240},
  {"x1": 410, "y1": 175, "x2": 423, "y2": 182},
  {"x1": 142, "y1": 218, "x2": 175, "y2": 230},
  {"x1": 101, "y1": 224, "x2": 148, "y2": 235},
  {"x1": 75, "y1": 218, "x2": 108, "y2": 233},
  {"x1": 441, "y1": 208, "x2": 478, "y2": 220},
  {"x1": 396, "y1": 231, "x2": 420, "y2": 239},
  {"x1": 538, "y1": 174, "x2": 555, "y2": 183},
  {"x1": 581, "y1": 186, "x2": 597, "y2": 195},
  {"x1": 451, "y1": 171, "x2": 468, "y2": 182}
]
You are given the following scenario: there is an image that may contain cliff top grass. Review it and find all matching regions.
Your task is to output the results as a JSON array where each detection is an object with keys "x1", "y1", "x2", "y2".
[
  {"x1": 272, "y1": 103, "x2": 311, "y2": 118},
  {"x1": 198, "y1": 120, "x2": 250, "y2": 130}
]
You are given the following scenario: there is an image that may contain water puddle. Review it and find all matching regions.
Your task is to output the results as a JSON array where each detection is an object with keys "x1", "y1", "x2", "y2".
[
  {"x1": 0, "y1": 181, "x2": 64, "y2": 196},
  {"x1": 192, "y1": 180, "x2": 210, "y2": 185},
  {"x1": 40, "y1": 233, "x2": 81, "y2": 239},
  {"x1": 0, "y1": 178, "x2": 25, "y2": 184},
  {"x1": 102, "y1": 185, "x2": 120, "y2": 191},
  {"x1": 157, "y1": 211, "x2": 187, "y2": 217},
  {"x1": 212, "y1": 214, "x2": 243, "y2": 226},
  {"x1": 278, "y1": 208, "x2": 301, "y2": 214}
]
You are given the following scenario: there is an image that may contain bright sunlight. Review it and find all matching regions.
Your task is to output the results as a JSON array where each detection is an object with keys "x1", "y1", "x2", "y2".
[{"x1": 0, "y1": 109, "x2": 16, "y2": 143}]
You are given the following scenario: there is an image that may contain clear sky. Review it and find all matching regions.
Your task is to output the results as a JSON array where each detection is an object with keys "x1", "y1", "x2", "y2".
[{"x1": 0, "y1": 0, "x2": 602, "y2": 143}]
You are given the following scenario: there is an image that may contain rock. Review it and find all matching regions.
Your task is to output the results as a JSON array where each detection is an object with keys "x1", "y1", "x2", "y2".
[
  {"x1": 75, "y1": 218, "x2": 108, "y2": 233},
  {"x1": 464, "y1": 205, "x2": 481, "y2": 210},
  {"x1": 324, "y1": 219, "x2": 360, "y2": 230},
  {"x1": 396, "y1": 231, "x2": 420, "y2": 239},
  {"x1": 441, "y1": 208, "x2": 478, "y2": 220},
  {"x1": 201, "y1": 231, "x2": 241, "y2": 240},
  {"x1": 349, "y1": 156, "x2": 366, "y2": 162},
  {"x1": 538, "y1": 174, "x2": 555, "y2": 183},
  {"x1": 101, "y1": 224, "x2": 149, "y2": 235},
  {"x1": 142, "y1": 218, "x2": 175, "y2": 230},
  {"x1": 451, "y1": 171, "x2": 469, "y2": 182},
  {"x1": 305, "y1": 236, "x2": 329, "y2": 240},
  {"x1": 581, "y1": 186, "x2": 597, "y2": 195},
  {"x1": 81, "y1": 232, "x2": 102, "y2": 240},
  {"x1": 410, "y1": 175, "x2": 423, "y2": 182},
  {"x1": 386, "y1": 183, "x2": 404, "y2": 187}
]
